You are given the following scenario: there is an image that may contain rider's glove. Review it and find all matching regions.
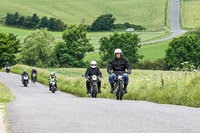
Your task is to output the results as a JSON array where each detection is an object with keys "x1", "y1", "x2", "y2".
[{"x1": 128, "y1": 70, "x2": 131, "y2": 74}]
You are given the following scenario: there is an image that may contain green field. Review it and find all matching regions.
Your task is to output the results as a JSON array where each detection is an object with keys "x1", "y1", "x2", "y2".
[
  {"x1": 84, "y1": 39, "x2": 171, "y2": 62},
  {"x1": 9, "y1": 64, "x2": 200, "y2": 107},
  {"x1": 139, "y1": 39, "x2": 171, "y2": 61},
  {"x1": 0, "y1": 25, "x2": 172, "y2": 50},
  {"x1": 0, "y1": 82, "x2": 15, "y2": 103},
  {"x1": 183, "y1": 0, "x2": 200, "y2": 28},
  {"x1": 0, "y1": 0, "x2": 167, "y2": 29}
]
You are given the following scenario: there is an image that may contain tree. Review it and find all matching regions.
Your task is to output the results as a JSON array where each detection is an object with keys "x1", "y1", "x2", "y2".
[
  {"x1": 39, "y1": 16, "x2": 48, "y2": 28},
  {"x1": 91, "y1": 14, "x2": 116, "y2": 31},
  {"x1": 186, "y1": 27, "x2": 200, "y2": 39},
  {"x1": 55, "y1": 24, "x2": 94, "y2": 67},
  {"x1": 5, "y1": 13, "x2": 15, "y2": 25},
  {"x1": 0, "y1": 33, "x2": 20, "y2": 68},
  {"x1": 53, "y1": 19, "x2": 66, "y2": 31},
  {"x1": 31, "y1": 13, "x2": 40, "y2": 27},
  {"x1": 18, "y1": 16, "x2": 25, "y2": 26},
  {"x1": 13, "y1": 12, "x2": 20, "y2": 25},
  {"x1": 165, "y1": 34, "x2": 200, "y2": 68},
  {"x1": 19, "y1": 28, "x2": 55, "y2": 67},
  {"x1": 99, "y1": 32, "x2": 143, "y2": 68},
  {"x1": 48, "y1": 17, "x2": 55, "y2": 31}
]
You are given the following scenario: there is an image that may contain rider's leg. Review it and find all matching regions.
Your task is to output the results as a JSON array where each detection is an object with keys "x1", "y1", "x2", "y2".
[
  {"x1": 98, "y1": 80, "x2": 101, "y2": 93},
  {"x1": 86, "y1": 80, "x2": 90, "y2": 94},
  {"x1": 49, "y1": 82, "x2": 51, "y2": 91},
  {"x1": 123, "y1": 74, "x2": 129, "y2": 93},
  {"x1": 109, "y1": 73, "x2": 117, "y2": 93}
]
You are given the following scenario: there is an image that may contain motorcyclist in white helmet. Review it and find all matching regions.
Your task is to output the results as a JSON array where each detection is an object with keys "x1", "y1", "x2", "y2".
[
  {"x1": 107, "y1": 49, "x2": 132, "y2": 93},
  {"x1": 84, "y1": 61, "x2": 102, "y2": 94}
]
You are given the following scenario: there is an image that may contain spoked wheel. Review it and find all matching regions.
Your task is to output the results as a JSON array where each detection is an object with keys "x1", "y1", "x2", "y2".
[
  {"x1": 118, "y1": 81, "x2": 123, "y2": 100},
  {"x1": 92, "y1": 86, "x2": 97, "y2": 98},
  {"x1": 52, "y1": 87, "x2": 55, "y2": 93}
]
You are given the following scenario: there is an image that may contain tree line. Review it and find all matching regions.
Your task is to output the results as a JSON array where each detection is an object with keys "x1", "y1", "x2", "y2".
[
  {"x1": 4, "y1": 12, "x2": 145, "y2": 32},
  {"x1": 87, "y1": 14, "x2": 146, "y2": 31},
  {"x1": 5, "y1": 12, "x2": 66, "y2": 31}
]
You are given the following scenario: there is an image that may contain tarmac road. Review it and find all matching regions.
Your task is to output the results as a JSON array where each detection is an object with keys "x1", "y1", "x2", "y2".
[
  {"x1": 1, "y1": 72, "x2": 200, "y2": 133},
  {"x1": 141, "y1": 0, "x2": 186, "y2": 45}
]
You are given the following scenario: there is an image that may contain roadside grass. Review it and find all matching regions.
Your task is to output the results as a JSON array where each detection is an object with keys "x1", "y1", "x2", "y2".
[
  {"x1": 182, "y1": 0, "x2": 200, "y2": 29},
  {"x1": 0, "y1": 0, "x2": 167, "y2": 29},
  {"x1": 10, "y1": 64, "x2": 200, "y2": 107},
  {"x1": 0, "y1": 83, "x2": 15, "y2": 103}
]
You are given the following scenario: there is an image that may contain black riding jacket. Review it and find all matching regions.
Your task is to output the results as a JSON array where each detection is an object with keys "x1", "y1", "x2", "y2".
[
  {"x1": 107, "y1": 57, "x2": 132, "y2": 73},
  {"x1": 31, "y1": 69, "x2": 37, "y2": 75},
  {"x1": 85, "y1": 67, "x2": 102, "y2": 78},
  {"x1": 22, "y1": 72, "x2": 29, "y2": 77}
]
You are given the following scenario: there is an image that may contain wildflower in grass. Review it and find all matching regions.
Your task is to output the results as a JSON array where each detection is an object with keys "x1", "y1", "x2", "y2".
[{"x1": 193, "y1": 69, "x2": 197, "y2": 72}]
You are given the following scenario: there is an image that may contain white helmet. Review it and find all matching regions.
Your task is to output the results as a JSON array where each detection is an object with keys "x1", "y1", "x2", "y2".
[
  {"x1": 91, "y1": 61, "x2": 97, "y2": 68},
  {"x1": 50, "y1": 72, "x2": 54, "y2": 76},
  {"x1": 114, "y1": 49, "x2": 122, "y2": 55}
]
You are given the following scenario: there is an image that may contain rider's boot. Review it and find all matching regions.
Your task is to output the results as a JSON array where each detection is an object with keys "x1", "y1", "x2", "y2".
[
  {"x1": 110, "y1": 84, "x2": 114, "y2": 93},
  {"x1": 98, "y1": 83, "x2": 101, "y2": 93},
  {"x1": 86, "y1": 83, "x2": 90, "y2": 94},
  {"x1": 124, "y1": 84, "x2": 128, "y2": 93},
  {"x1": 86, "y1": 88, "x2": 90, "y2": 94}
]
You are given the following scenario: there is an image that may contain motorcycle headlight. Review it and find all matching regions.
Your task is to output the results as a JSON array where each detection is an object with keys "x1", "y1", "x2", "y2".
[
  {"x1": 118, "y1": 75, "x2": 123, "y2": 79},
  {"x1": 92, "y1": 75, "x2": 97, "y2": 80}
]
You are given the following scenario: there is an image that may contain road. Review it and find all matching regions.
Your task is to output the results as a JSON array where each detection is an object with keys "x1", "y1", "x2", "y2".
[
  {"x1": 141, "y1": 0, "x2": 186, "y2": 45},
  {"x1": 1, "y1": 72, "x2": 200, "y2": 133}
]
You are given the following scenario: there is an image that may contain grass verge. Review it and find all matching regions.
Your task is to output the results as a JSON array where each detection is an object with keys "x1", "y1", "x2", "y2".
[
  {"x1": 10, "y1": 64, "x2": 200, "y2": 107},
  {"x1": 0, "y1": 83, "x2": 15, "y2": 103}
]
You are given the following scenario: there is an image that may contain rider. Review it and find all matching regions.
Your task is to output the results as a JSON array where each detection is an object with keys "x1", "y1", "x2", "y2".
[
  {"x1": 48, "y1": 72, "x2": 57, "y2": 90},
  {"x1": 5, "y1": 62, "x2": 10, "y2": 67},
  {"x1": 31, "y1": 67, "x2": 38, "y2": 81},
  {"x1": 107, "y1": 49, "x2": 131, "y2": 93},
  {"x1": 85, "y1": 61, "x2": 102, "y2": 94},
  {"x1": 21, "y1": 70, "x2": 29, "y2": 82}
]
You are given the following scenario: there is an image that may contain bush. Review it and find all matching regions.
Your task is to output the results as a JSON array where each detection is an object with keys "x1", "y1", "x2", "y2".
[
  {"x1": 114, "y1": 22, "x2": 146, "y2": 31},
  {"x1": 165, "y1": 34, "x2": 200, "y2": 68},
  {"x1": 136, "y1": 58, "x2": 168, "y2": 70}
]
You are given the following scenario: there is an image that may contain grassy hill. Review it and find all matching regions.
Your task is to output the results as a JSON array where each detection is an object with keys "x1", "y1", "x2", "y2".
[
  {"x1": 0, "y1": 0, "x2": 167, "y2": 29},
  {"x1": 182, "y1": 0, "x2": 200, "y2": 28}
]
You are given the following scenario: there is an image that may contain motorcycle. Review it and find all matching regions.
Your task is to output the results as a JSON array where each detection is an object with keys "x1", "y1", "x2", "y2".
[
  {"x1": 49, "y1": 80, "x2": 57, "y2": 93},
  {"x1": 32, "y1": 73, "x2": 37, "y2": 83},
  {"x1": 22, "y1": 74, "x2": 29, "y2": 87},
  {"x1": 112, "y1": 71, "x2": 128, "y2": 100},
  {"x1": 6, "y1": 67, "x2": 10, "y2": 73},
  {"x1": 83, "y1": 75, "x2": 100, "y2": 98}
]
